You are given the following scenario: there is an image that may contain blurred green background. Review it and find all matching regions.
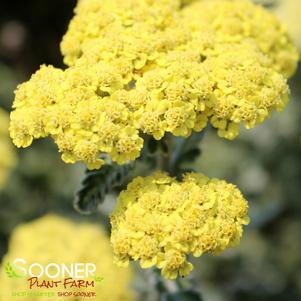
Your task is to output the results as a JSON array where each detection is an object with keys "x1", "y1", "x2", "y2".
[{"x1": 0, "y1": 0, "x2": 300, "y2": 301}]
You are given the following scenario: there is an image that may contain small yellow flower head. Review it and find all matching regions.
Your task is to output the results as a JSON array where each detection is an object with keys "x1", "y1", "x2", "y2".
[
  {"x1": 110, "y1": 172, "x2": 250, "y2": 279},
  {"x1": 10, "y1": 65, "x2": 143, "y2": 169},
  {"x1": 10, "y1": 0, "x2": 299, "y2": 168},
  {"x1": 0, "y1": 215, "x2": 134, "y2": 301},
  {"x1": 0, "y1": 108, "x2": 17, "y2": 189},
  {"x1": 204, "y1": 42, "x2": 289, "y2": 139}
]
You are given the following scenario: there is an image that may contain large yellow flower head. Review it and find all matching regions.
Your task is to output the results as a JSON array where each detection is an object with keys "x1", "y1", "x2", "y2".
[
  {"x1": 0, "y1": 215, "x2": 134, "y2": 301},
  {"x1": 9, "y1": 0, "x2": 299, "y2": 169},
  {"x1": 110, "y1": 172, "x2": 249, "y2": 279},
  {"x1": 0, "y1": 108, "x2": 16, "y2": 189}
]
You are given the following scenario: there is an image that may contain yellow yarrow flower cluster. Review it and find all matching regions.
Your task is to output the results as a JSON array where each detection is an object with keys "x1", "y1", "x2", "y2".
[
  {"x1": 9, "y1": 0, "x2": 299, "y2": 169},
  {"x1": 110, "y1": 172, "x2": 250, "y2": 279},
  {"x1": 0, "y1": 215, "x2": 134, "y2": 301},
  {"x1": 10, "y1": 65, "x2": 143, "y2": 169},
  {"x1": 0, "y1": 108, "x2": 16, "y2": 189}
]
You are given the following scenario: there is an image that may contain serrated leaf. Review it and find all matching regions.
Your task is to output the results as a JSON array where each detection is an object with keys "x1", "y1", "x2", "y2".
[
  {"x1": 147, "y1": 137, "x2": 159, "y2": 154},
  {"x1": 74, "y1": 162, "x2": 133, "y2": 214},
  {"x1": 170, "y1": 131, "x2": 206, "y2": 175},
  {"x1": 138, "y1": 135, "x2": 159, "y2": 168},
  {"x1": 178, "y1": 148, "x2": 201, "y2": 165}
]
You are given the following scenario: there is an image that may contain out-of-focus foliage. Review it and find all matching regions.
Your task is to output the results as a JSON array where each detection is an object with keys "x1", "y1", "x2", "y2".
[
  {"x1": 254, "y1": 0, "x2": 301, "y2": 51},
  {"x1": 0, "y1": 108, "x2": 16, "y2": 189},
  {"x1": 0, "y1": 214, "x2": 134, "y2": 301},
  {"x1": 0, "y1": 0, "x2": 89, "y2": 259},
  {"x1": 0, "y1": 0, "x2": 300, "y2": 300},
  {"x1": 273, "y1": 0, "x2": 301, "y2": 51}
]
